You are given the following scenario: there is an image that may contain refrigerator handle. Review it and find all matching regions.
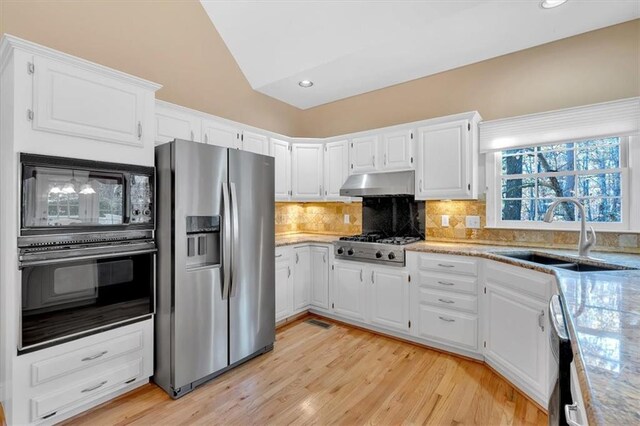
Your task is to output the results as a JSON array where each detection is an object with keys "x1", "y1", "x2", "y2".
[
  {"x1": 221, "y1": 182, "x2": 232, "y2": 300},
  {"x1": 229, "y1": 181, "x2": 240, "y2": 298}
]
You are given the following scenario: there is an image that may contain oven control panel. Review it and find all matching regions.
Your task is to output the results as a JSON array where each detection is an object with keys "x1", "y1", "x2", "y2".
[
  {"x1": 130, "y1": 174, "x2": 153, "y2": 224},
  {"x1": 333, "y1": 241, "x2": 405, "y2": 266}
]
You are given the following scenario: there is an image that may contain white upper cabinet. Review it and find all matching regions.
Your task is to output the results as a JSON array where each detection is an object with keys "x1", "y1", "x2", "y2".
[
  {"x1": 270, "y1": 138, "x2": 291, "y2": 201},
  {"x1": 350, "y1": 135, "x2": 378, "y2": 174},
  {"x1": 381, "y1": 129, "x2": 413, "y2": 171},
  {"x1": 291, "y1": 143, "x2": 324, "y2": 200},
  {"x1": 155, "y1": 102, "x2": 201, "y2": 145},
  {"x1": 242, "y1": 130, "x2": 269, "y2": 155},
  {"x1": 202, "y1": 119, "x2": 241, "y2": 149},
  {"x1": 32, "y1": 56, "x2": 154, "y2": 147},
  {"x1": 415, "y1": 113, "x2": 480, "y2": 200},
  {"x1": 323, "y1": 140, "x2": 349, "y2": 200}
]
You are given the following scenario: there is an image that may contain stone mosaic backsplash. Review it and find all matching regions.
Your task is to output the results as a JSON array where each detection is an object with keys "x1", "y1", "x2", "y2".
[{"x1": 276, "y1": 200, "x2": 640, "y2": 253}]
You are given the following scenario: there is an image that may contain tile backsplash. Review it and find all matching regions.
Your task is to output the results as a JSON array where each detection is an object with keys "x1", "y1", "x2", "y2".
[{"x1": 276, "y1": 200, "x2": 640, "y2": 253}]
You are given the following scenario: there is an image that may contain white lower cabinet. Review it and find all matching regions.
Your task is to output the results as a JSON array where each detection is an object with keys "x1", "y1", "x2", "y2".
[
  {"x1": 483, "y1": 260, "x2": 553, "y2": 407},
  {"x1": 369, "y1": 267, "x2": 410, "y2": 333},
  {"x1": 275, "y1": 247, "x2": 293, "y2": 322},
  {"x1": 309, "y1": 246, "x2": 329, "y2": 309},
  {"x1": 332, "y1": 261, "x2": 368, "y2": 322},
  {"x1": 293, "y1": 246, "x2": 311, "y2": 311}
]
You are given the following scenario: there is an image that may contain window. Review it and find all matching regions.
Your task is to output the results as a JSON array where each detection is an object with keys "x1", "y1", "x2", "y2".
[{"x1": 488, "y1": 137, "x2": 631, "y2": 230}]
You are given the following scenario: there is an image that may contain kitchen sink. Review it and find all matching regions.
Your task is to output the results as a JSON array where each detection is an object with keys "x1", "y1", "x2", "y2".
[
  {"x1": 497, "y1": 252, "x2": 571, "y2": 265},
  {"x1": 497, "y1": 251, "x2": 634, "y2": 272}
]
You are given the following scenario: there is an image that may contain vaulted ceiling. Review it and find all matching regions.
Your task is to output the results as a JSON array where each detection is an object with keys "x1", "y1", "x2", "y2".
[{"x1": 201, "y1": 1, "x2": 639, "y2": 110}]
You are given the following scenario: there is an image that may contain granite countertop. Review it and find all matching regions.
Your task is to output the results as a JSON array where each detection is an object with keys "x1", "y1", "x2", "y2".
[
  {"x1": 275, "y1": 233, "x2": 341, "y2": 247},
  {"x1": 406, "y1": 241, "x2": 640, "y2": 425}
]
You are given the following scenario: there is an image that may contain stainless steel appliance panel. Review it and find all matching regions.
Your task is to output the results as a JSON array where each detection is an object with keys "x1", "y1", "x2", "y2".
[
  {"x1": 173, "y1": 141, "x2": 229, "y2": 389},
  {"x1": 228, "y1": 150, "x2": 275, "y2": 364}
]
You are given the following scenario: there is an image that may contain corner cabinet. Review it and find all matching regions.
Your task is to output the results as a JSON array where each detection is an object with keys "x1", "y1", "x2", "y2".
[
  {"x1": 291, "y1": 143, "x2": 324, "y2": 200},
  {"x1": 415, "y1": 112, "x2": 481, "y2": 200},
  {"x1": 270, "y1": 138, "x2": 292, "y2": 201},
  {"x1": 323, "y1": 140, "x2": 350, "y2": 201}
]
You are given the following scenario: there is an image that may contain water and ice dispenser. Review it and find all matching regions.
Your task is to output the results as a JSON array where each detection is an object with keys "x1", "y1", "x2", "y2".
[{"x1": 185, "y1": 216, "x2": 220, "y2": 269}]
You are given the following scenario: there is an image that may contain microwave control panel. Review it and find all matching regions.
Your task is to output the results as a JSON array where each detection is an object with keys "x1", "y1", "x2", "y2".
[{"x1": 130, "y1": 174, "x2": 153, "y2": 223}]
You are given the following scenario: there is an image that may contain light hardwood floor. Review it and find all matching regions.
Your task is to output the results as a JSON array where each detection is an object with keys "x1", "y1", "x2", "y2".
[{"x1": 65, "y1": 316, "x2": 547, "y2": 425}]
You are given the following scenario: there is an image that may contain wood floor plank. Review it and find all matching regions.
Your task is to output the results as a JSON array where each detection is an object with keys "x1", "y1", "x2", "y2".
[{"x1": 64, "y1": 316, "x2": 547, "y2": 426}]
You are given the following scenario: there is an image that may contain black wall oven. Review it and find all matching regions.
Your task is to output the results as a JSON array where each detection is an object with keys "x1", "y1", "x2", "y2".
[{"x1": 18, "y1": 153, "x2": 156, "y2": 352}]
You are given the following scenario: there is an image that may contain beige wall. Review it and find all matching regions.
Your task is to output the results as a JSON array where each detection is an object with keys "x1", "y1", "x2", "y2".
[
  {"x1": 0, "y1": 0, "x2": 302, "y2": 136},
  {"x1": 297, "y1": 19, "x2": 640, "y2": 137}
]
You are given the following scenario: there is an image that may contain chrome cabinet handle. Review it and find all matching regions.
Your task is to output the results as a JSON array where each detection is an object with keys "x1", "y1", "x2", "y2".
[
  {"x1": 204, "y1": 133, "x2": 208, "y2": 144},
  {"x1": 372, "y1": 155, "x2": 376, "y2": 167},
  {"x1": 319, "y1": 185, "x2": 322, "y2": 196},
  {"x1": 287, "y1": 266, "x2": 291, "y2": 278},
  {"x1": 296, "y1": 253, "x2": 299, "y2": 264},
  {"x1": 438, "y1": 298, "x2": 455, "y2": 304},
  {"x1": 437, "y1": 263, "x2": 455, "y2": 268},
  {"x1": 323, "y1": 253, "x2": 326, "y2": 263},
  {"x1": 384, "y1": 153, "x2": 387, "y2": 165},
  {"x1": 81, "y1": 350, "x2": 108, "y2": 362},
  {"x1": 419, "y1": 179, "x2": 423, "y2": 192},
  {"x1": 190, "y1": 130, "x2": 194, "y2": 141},
  {"x1": 360, "y1": 269, "x2": 363, "y2": 282},
  {"x1": 437, "y1": 281, "x2": 454, "y2": 286},
  {"x1": 81, "y1": 380, "x2": 107, "y2": 393},
  {"x1": 439, "y1": 316, "x2": 455, "y2": 323},
  {"x1": 371, "y1": 270, "x2": 374, "y2": 283},
  {"x1": 137, "y1": 122, "x2": 142, "y2": 140},
  {"x1": 275, "y1": 254, "x2": 282, "y2": 258},
  {"x1": 538, "y1": 310, "x2": 545, "y2": 332}
]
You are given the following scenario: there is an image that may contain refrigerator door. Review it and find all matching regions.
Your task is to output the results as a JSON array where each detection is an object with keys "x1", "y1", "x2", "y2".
[
  {"x1": 228, "y1": 150, "x2": 276, "y2": 365},
  {"x1": 173, "y1": 141, "x2": 229, "y2": 390}
]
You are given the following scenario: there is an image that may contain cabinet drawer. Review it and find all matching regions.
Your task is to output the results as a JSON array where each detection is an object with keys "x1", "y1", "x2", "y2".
[
  {"x1": 31, "y1": 330, "x2": 143, "y2": 386},
  {"x1": 417, "y1": 271, "x2": 477, "y2": 294},
  {"x1": 417, "y1": 254, "x2": 478, "y2": 276},
  {"x1": 416, "y1": 287, "x2": 477, "y2": 313},
  {"x1": 415, "y1": 305, "x2": 477, "y2": 350},
  {"x1": 31, "y1": 357, "x2": 143, "y2": 421}
]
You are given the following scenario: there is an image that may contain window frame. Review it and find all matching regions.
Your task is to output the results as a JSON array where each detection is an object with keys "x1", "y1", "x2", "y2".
[{"x1": 486, "y1": 136, "x2": 636, "y2": 232}]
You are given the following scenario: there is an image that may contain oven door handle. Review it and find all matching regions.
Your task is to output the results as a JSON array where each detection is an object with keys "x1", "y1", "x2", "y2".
[{"x1": 19, "y1": 248, "x2": 157, "y2": 268}]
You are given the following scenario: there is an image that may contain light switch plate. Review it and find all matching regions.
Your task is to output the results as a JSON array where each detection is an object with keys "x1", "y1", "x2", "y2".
[
  {"x1": 466, "y1": 215, "x2": 481, "y2": 229},
  {"x1": 441, "y1": 215, "x2": 449, "y2": 227},
  {"x1": 344, "y1": 214, "x2": 350, "y2": 224}
]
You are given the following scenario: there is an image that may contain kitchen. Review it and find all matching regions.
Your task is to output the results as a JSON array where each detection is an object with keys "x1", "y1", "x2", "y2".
[{"x1": 0, "y1": 1, "x2": 639, "y2": 425}]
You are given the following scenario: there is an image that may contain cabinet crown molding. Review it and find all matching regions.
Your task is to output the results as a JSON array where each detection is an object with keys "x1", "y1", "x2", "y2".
[{"x1": 0, "y1": 34, "x2": 162, "y2": 91}]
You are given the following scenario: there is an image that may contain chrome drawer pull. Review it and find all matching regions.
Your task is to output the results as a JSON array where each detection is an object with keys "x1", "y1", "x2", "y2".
[
  {"x1": 81, "y1": 380, "x2": 107, "y2": 393},
  {"x1": 438, "y1": 316, "x2": 455, "y2": 322},
  {"x1": 81, "y1": 350, "x2": 108, "y2": 362},
  {"x1": 437, "y1": 263, "x2": 455, "y2": 268},
  {"x1": 438, "y1": 298, "x2": 455, "y2": 304},
  {"x1": 437, "y1": 281, "x2": 454, "y2": 286}
]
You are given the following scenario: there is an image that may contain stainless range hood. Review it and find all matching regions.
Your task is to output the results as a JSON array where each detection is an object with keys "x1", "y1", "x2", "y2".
[{"x1": 340, "y1": 170, "x2": 415, "y2": 197}]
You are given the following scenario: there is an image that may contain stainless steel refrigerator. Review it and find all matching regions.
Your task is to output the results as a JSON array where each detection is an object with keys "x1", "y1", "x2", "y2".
[{"x1": 154, "y1": 140, "x2": 275, "y2": 398}]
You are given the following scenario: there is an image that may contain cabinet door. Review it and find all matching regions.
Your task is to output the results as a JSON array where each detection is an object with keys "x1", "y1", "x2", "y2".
[
  {"x1": 32, "y1": 56, "x2": 147, "y2": 146},
  {"x1": 202, "y1": 119, "x2": 241, "y2": 149},
  {"x1": 350, "y1": 135, "x2": 379, "y2": 174},
  {"x1": 332, "y1": 262, "x2": 367, "y2": 322},
  {"x1": 309, "y1": 246, "x2": 329, "y2": 309},
  {"x1": 293, "y1": 247, "x2": 311, "y2": 311},
  {"x1": 484, "y1": 282, "x2": 548, "y2": 399},
  {"x1": 291, "y1": 144, "x2": 323, "y2": 200},
  {"x1": 271, "y1": 138, "x2": 291, "y2": 201},
  {"x1": 275, "y1": 251, "x2": 293, "y2": 321},
  {"x1": 370, "y1": 267, "x2": 409, "y2": 333},
  {"x1": 416, "y1": 120, "x2": 472, "y2": 200},
  {"x1": 242, "y1": 131, "x2": 269, "y2": 155},
  {"x1": 155, "y1": 104, "x2": 201, "y2": 145},
  {"x1": 324, "y1": 140, "x2": 349, "y2": 200},
  {"x1": 381, "y1": 129, "x2": 413, "y2": 171}
]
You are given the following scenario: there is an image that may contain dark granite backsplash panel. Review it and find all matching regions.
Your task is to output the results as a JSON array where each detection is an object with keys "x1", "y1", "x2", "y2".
[{"x1": 362, "y1": 196, "x2": 425, "y2": 238}]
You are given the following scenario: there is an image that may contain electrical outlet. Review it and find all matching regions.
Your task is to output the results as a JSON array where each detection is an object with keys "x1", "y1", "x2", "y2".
[
  {"x1": 466, "y1": 215, "x2": 481, "y2": 229},
  {"x1": 441, "y1": 215, "x2": 449, "y2": 227},
  {"x1": 344, "y1": 214, "x2": 350, "y2": 224}
]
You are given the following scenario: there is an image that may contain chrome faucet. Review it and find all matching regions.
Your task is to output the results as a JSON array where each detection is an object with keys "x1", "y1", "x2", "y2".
[{"x1": 543, "y1": 198, "x2": 596, "y2": 258}]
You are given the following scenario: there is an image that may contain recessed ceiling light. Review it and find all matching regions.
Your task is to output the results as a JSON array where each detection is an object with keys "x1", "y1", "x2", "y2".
[
  {"x1": 298, "y1": 80, "x2": 314, "y2": 88},
  {"x1": 540, "y1": 0, "x2": 568, "y2": 9}
]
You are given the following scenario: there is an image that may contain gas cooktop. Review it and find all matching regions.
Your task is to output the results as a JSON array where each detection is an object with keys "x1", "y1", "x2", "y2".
[{"x1": 334, "y1": 234, "x2": 423, "y2": 266}]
